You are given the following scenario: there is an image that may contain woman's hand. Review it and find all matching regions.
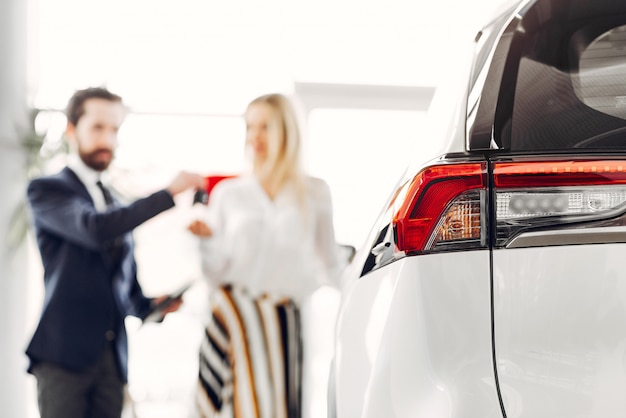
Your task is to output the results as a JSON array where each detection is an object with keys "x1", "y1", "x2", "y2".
[{"x1": 188, "y1": 219, "x2": 213, "y2": 237}]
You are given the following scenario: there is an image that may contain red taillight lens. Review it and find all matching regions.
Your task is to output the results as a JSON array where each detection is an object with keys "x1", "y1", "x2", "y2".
[
  {"x1": 393, "y1": 163, "x2": 487, "y2": 253},
  {"x1": 494, "y1": 159, "x2": 626, "y2": 247},
  {"x1": 494, "y1": 160, "x2": 626, "y2": 188}
]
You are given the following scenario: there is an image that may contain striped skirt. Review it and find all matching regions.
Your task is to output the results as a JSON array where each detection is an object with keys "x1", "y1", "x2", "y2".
[{"x1": 196, "y1": 285, "x2": 302, "y2": 418}]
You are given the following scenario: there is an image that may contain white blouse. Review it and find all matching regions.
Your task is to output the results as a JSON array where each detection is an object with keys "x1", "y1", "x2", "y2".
[{"x1": 197, "y1": 175, "x2": 344, "y2": 301}]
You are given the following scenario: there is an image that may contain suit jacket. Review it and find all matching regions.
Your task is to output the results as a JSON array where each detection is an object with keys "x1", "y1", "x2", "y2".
[{"x1": 26, "y1": 166, "x2": 176, "y2": 381}]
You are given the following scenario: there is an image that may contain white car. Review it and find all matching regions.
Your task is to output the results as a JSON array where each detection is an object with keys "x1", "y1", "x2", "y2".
[{"x1": 328, "y1": 0, "x2": 626, "y2": 417}]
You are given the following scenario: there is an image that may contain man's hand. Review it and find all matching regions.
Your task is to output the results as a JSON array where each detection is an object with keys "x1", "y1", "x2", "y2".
[
  {"x1": 166, "y1": 171, "x2": 206, "y2": 196},
  {"x1": 149, "y1": 295, "x2": 183, "y2": 323}
]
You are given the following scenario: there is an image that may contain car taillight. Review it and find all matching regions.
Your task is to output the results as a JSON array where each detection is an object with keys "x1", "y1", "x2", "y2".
[
  {"x1": 393, "y1": 162, "x2": 488, "y2": 254},
  {"x1": 392, "y1": 159, "x2": 626, "y2": 255},
  {"x1": 494, "y1": 160, "x2": 626, "y2": 247}
]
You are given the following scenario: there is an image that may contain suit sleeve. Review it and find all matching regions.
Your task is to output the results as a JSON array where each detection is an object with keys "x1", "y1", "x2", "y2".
[
  {"x1": 125, "y1": 257, "x2": 154, "y2": 319},
  {"x1": 27, "y1": 176, "x2": 175, "y2": 250}
]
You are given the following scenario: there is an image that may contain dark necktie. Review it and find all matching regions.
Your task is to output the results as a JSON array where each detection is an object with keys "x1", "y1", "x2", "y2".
[
  {"x1": 96, "y1": 180, "x2": 124, "y2": 265},
  {"x1": 96, "y1": 180, "x2": 114, "y2": 206}
]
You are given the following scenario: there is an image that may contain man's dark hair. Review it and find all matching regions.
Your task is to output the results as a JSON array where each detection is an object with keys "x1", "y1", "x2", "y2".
[{"x1": 65, "y1": 87, "x2": 123, "y2": 126}]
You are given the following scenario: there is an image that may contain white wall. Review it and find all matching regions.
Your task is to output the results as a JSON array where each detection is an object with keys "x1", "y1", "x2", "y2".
[{"x1": 0, "y1": 0, "x2": 35, "y2": 416}]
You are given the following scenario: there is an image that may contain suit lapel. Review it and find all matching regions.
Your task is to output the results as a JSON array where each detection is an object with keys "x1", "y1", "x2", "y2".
[{"x1": 62, "y1": 167, "x2": 95, "y2": 205}]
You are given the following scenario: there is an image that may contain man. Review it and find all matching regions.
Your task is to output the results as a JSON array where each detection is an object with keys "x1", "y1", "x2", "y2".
[{"x1": 25, "y1": 87, "x2": 206, "y2": 418}]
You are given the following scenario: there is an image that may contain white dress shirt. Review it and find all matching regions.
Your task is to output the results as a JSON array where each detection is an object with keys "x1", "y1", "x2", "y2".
[
  {"x1": 197, "y1": 175, "x2": 344, "y2": 302},
  {"x1": 67, "y1": 154, "x2": 108, "y2": 212}
]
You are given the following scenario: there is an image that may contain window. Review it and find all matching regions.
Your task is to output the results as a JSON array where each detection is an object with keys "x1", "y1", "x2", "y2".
[{"x1": 507, "y1": 21, "x2": 626, "y2": 151}]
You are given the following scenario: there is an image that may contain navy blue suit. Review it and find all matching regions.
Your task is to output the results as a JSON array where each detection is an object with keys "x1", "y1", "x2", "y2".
[{"x1": 26, "y1": 166, "x2": 175, "y2": 381}]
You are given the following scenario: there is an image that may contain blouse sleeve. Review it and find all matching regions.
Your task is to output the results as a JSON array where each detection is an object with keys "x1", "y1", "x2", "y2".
[
  {"x1": 313, "y1": 178, "x2": 346, "y2": 288},
  {"x1": 197, "y1": 184, "x2": 229, "y2": 288}
]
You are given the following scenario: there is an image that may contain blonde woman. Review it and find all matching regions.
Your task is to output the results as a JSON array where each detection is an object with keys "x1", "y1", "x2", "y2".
[{"x1": 188, "y1": 93, "x2": 344, "y2": 418}]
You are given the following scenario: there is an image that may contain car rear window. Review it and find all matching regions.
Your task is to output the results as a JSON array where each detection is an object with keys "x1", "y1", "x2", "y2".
[{"x1": 503, "y1": 19, "x2": 626, "y2": 152}]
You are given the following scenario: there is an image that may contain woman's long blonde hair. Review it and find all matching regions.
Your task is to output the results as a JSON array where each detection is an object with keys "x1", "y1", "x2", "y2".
[{"x1": 247, "y1": 93, "x2": 306, "y2": 202}]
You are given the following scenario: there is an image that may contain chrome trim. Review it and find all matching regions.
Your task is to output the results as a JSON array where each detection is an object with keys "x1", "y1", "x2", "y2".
[{"x1": 506, "y1": 225, "x2": 626, "y2": 248}]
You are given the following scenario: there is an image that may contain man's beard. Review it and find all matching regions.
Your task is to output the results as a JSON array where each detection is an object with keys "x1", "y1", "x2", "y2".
[{"x1": 79, "y1": 148, "x2": 113, "y2": 171}]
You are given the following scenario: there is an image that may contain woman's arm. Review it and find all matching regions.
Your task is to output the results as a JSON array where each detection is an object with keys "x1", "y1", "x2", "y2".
[
  {"x1": 188, "y1": 185, "x2": 230, "y2": 287},
  {"x1": 313, "y1": 179, "x2": 346, "y2": 287}
]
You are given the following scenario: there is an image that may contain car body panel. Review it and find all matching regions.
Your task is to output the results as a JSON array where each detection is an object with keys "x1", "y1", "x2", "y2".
[
  {"x1": 335, "y1": 252, "x2": 499, "y2": 418},
  {"x1": 493, "y1": 242, "x2": 626, "y2": 417}
]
